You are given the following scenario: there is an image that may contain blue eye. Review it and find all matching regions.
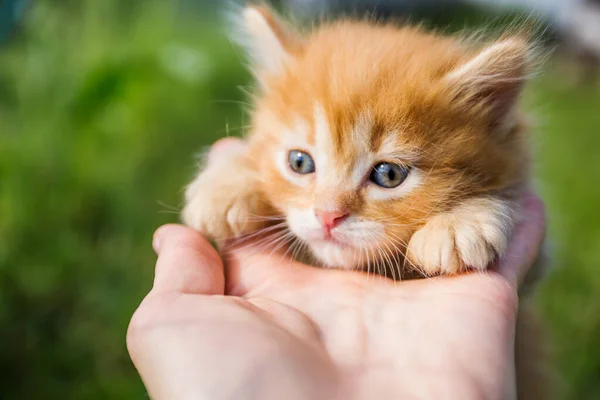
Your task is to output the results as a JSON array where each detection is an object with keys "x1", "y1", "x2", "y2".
[
  {"x1": 370, "y1": 162, "x2": 410, "y2": 188},
  {"x1": 289, "y1": 150, "x2": 315, "y2": 174}
]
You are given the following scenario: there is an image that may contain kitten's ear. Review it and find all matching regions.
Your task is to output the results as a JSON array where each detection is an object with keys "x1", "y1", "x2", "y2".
[
  {"x1": 233, "y1": 4, "x2": 302, "y2": 84},
  {"x1": 442, "y1": 38, "x2": 532, "y2": 129}
]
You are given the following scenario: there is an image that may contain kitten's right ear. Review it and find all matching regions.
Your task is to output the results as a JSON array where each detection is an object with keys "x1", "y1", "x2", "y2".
[{"x1": 232, "y1": 4, "x2": 302, "y2": 84}]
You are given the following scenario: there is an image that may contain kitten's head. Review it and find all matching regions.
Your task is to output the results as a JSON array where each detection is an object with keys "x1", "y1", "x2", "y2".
[{"x1": 237, "y1": 5, "x2": 535, "y2": 269}]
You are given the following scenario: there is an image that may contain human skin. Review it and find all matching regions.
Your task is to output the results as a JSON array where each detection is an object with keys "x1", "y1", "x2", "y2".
[{"x1": 127, "y1": 140, "x2": 546, "y2": 400}]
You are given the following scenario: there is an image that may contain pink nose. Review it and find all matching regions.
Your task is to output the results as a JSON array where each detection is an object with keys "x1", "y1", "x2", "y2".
[{"x1": 314, "y1": 209, "x2": 349, "y2": 232}]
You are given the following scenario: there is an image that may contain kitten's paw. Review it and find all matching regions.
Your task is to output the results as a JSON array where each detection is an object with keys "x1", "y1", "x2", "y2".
[
  {"x1": 406, "y1": 198, "x2": 516, "y2": 275},
  {"x1": 183, "y1": 181, "x2": 266, "y2": 240},
  {"x1": 182, "y1": 145, "x2": 271, "y2": 241}
]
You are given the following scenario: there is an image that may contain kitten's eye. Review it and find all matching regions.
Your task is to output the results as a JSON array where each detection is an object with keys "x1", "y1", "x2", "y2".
[
  {"x1": 370, "y1": 162, "x2": 410, "y2": 188},
  {"x1": 288, "y1": 150, "x2": 316, "y2": 174}
]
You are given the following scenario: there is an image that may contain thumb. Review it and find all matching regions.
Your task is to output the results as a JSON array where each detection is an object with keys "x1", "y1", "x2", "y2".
[{"x1": 152, "y1": 224, "x2": 225, "y2": 295}]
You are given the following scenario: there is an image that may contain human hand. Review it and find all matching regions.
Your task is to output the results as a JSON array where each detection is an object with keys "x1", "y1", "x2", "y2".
[
  {"x1": 127, "y1": 141, "x2": 546, "y2": 400},
  {"x1": 127, "y1": 200, "x2": 545, "y2": 400}
]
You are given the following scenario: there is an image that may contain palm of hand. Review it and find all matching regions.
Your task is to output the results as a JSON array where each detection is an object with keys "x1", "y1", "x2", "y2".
[{"x1": 228, "y1": 253, "x2": 517, "y2": 400}]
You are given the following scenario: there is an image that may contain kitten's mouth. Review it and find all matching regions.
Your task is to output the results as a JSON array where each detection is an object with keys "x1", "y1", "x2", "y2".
[
  {"x1": 286, "y1": 220, "x2": 364, "y2": 268},
  {"x1": 305, "y1": 236, "x2": 361, "y2": 269},
  {"x1": 318, "y1": 236, "x2": 351, "y2": 248}
]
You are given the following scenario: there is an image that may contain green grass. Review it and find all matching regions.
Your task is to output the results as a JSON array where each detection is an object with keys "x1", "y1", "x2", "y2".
[
  {"x1": 532, "y1": 70, "x2": 600, "y2": 399},
  {"x1": 0, "y1": 0, "x2": 599, "y2": 398}
]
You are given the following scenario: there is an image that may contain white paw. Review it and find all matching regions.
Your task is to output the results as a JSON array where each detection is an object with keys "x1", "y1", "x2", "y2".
[{"x1": 406, "y1": 198, "x2": 516, "y2": 275}]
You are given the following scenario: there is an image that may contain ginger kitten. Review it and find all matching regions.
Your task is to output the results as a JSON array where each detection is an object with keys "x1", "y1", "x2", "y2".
[
  {"x1": 183, "y1": 5, "x2": 551, "y2": 398},
  {"x1": 184, "y1": 5, "x2": 534, "y2": 277}
]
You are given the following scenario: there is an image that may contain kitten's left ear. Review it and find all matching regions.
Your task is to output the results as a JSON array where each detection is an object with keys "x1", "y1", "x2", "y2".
[
  {"x1": 233, "y1": 5, "x2": 303, "y2": 85},
  {"x1": 442, "y1": 38, "x2": 532, "y2": 129}
]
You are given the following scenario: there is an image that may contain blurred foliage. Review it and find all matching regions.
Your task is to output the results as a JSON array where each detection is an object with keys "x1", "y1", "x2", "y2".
[
  {"x1": 0, "y1": 0, "x2": 249, "y2": 398},
  {"x1": 533, "y1": 79, "x2": 600, "y2": 399},
  {"x1": 0, "y1": 0, "x2": 599, "y2": 399}
]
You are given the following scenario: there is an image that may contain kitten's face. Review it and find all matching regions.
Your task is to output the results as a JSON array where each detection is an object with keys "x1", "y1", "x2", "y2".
[
  {"x1": 240, "y1": 6, "x2": 530, "y2": 269},
  {"x1": 258, "y1": 104, "x2": 429, "y2": 269}
]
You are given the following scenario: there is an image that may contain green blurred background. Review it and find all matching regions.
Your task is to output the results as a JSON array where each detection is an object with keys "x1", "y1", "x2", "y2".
[{"x1": 0, "y1": 0, "x2": 599, "y2": 398}]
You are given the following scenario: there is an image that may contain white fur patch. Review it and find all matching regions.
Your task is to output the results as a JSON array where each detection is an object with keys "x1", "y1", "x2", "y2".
[
  {"x1": 314, "y1": 103, "x2": 335, "y2": 184},
  {"x1": 287, "y1": 207, "x2": 323, "y2": 241},
  {"x1": 287, "y1": 207, "x2": 385, "y2": 268},
  {"x1": 351, "y1": 158, "x2": 374, "y2": 188},
  {"x1": 310, "y1": 241, "x2": 360, "y2": 268}
]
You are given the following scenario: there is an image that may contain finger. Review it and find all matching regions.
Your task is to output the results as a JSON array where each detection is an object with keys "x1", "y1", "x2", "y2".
[
  {"x1": 496, "y1": 193, "x2": 547, "y2": 288},
  {"x1": 207, "y1": 137, "x2": 246, "y2": 165},
  {"x1": 152, "y1": 224, "x2": 225, "y2": 295}
]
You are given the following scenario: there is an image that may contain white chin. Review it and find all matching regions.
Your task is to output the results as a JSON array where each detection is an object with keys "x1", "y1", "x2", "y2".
[{"x1": 309, "y1": 241, "x2": 360, "y2": 269}]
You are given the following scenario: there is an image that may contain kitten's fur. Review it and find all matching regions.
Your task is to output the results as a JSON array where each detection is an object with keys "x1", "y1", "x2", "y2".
[{"x1": 183, "y1": 5, "x2": 552, "y2": 398}]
